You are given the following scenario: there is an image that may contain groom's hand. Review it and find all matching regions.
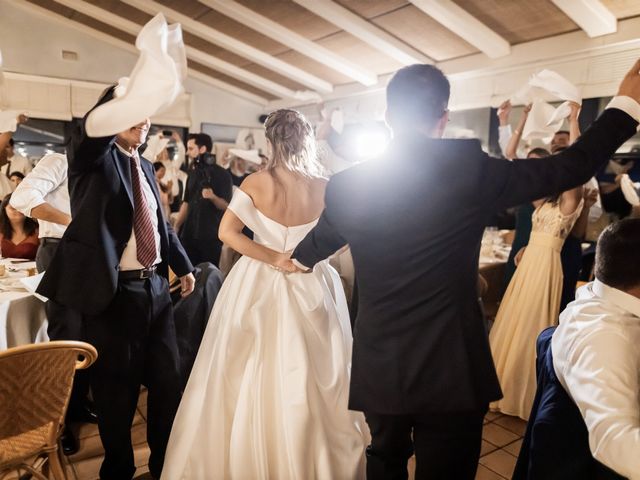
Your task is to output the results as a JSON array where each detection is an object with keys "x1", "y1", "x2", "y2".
[{"x1": 618, "y1": 58, "x2": 640, "y2": 102}]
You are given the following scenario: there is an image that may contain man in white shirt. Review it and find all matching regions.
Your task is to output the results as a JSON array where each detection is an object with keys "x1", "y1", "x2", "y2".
[
  {"x1": 10, "y1": 152, "x2": 94, "y2": 455},
  {"x1": 11, "y1": 152, "x2": 71, "y2": 272},
  {"x1": 553, "y1": 218, "x2": 640, "y2": 479}
]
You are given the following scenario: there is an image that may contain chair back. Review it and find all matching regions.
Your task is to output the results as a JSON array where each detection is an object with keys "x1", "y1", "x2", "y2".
[{"x1": 0, "y1": 341, "x2": 97, "y2": 448}]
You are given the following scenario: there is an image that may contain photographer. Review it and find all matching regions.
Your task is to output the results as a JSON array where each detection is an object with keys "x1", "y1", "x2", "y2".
[{"x1": 174, "y1": 133, "x2": 232, "y2": 266}]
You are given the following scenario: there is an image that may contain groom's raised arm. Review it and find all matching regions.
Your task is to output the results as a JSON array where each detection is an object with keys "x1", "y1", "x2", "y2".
[
  {"x1": 488, "y1": 59, "x2": 640, "y2": 209},
  {"x1": 292, "y1": 179, "x2": 348, "y2": 270},
  {"x1": 487, "y1": 103, "x2": 639, "y2": 210}
]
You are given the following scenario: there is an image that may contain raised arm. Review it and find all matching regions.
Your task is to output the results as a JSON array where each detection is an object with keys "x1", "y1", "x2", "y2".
[
  {"x1": 558, "y1": 102, "x2": 586, "y2": 216},
  {"x1": 505, "y1": 103, "x2": 531, "y2": 160},
  {"x1": 68, "y1": 87, "x2": 119, "y2": 173},
  {"x1": 568, "y1": 101, "x2": 581, "y2": 145},
  {"x1": 497, "y1": 100, "x2": 513, "y2": 158}
]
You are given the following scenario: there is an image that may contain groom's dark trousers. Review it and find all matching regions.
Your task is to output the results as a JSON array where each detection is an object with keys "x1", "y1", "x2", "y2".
[{"x1": 292, "y1": 107, "x2": 639, "y2": 479}]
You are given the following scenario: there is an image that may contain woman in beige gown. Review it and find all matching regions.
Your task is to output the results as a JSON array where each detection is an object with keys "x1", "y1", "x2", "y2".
[{"x1": 489, "y1": 189, "x2": 583, "y2": 420}]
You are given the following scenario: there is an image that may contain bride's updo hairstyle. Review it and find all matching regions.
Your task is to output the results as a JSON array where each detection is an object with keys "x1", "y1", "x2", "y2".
[{"x1": 263, "y1": 109, "x2": 325, "y2": 178}]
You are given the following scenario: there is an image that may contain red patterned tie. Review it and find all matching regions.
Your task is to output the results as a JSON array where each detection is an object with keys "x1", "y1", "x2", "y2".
[{"x1": 129, "y1": 155, "x2": 157, "y2": 268}]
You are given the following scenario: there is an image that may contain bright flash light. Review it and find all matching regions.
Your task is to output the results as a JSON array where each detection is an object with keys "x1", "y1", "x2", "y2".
[{"x1": 354, "y1": 131, "x2": 389, "y2": 159}]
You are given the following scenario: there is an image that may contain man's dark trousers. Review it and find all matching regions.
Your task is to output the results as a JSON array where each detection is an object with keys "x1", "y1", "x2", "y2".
[
  {"x1": 365, "y1": 407, "x2": 487, "y2": 480},
  {"x1": 84, "y1": 272, "x2": 181, "y2": 480}
]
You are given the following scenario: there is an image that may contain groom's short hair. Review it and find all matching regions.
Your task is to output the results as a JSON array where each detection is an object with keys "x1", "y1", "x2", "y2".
[
  {"x1": 386, "y1": 64, "x2": 450, "y2": 132},
  {"x1": 595, "y1": 218, "x2": 640, "y2": 290}
]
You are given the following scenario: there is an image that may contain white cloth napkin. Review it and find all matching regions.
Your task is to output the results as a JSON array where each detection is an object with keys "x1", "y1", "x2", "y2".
[
  {"x1": 620, "y1": 174, "x2": 640, "y2": 206},
  {"x1": 511, "y1": 69, "x2": 581, "y2": 143},
  {"x1": 585, "y1": 177, "x2": 603, "y2": 222},
  {"x1": 144, "y1": 133, "x2": 170, "y2": 161},
  {"x1": 86, "y1": 13, "x2": 187, "y2": 137},
  {"x1": 0, "y1": 111, "x2": 21, "y2": 133},
  {"x1": 228, "y1": 148, "x2": 262, "y2": 165}
]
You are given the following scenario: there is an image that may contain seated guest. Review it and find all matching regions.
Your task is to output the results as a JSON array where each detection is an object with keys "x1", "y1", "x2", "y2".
[
  {"x1": 0, "y1": 193, "x2": 39, "y2": 259},
  {"x1": 552, "y1": 218, "x2": 640, "y2": 478},
  {"x1": 9, "y1": 171, "x2": 25, "y2": 189}
]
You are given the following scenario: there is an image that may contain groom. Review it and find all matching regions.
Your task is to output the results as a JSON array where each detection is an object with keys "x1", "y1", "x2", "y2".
[{"x1": 292, "y1": 61, "x2": 640, "y2": 479}]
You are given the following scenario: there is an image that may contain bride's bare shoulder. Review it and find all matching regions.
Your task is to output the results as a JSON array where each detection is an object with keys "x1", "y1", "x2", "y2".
[{"x1": 238, "y1": 171, "x2": 271, "y2": 196}]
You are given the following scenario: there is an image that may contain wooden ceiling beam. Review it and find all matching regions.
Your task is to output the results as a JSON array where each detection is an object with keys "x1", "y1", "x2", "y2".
[
  {"x1": 291, "y1": 0, "x2": 432, "y2": 66},
  {"x1": 201, "y1": 0, "x2": 381, "y2": 83},
  {"x1": 12, "y1": 0, "x2": 269, "y2": 105},
  {"x1": 408, "y1": 0, "x2": 511, "y2": 59},
  {"x1": 50, "y1": 0, "x2": 317, "y2": 101},
  {"x1": 551, "y1": 0, "x2": 617, "y2": 38},
  {"x1": 122, "y1": 0, "x2": 335, "y2": 93}
]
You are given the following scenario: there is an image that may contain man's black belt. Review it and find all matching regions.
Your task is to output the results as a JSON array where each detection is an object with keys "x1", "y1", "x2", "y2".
[{"x1": 118, "y1": 265, "x2": 157, "y2": 280}]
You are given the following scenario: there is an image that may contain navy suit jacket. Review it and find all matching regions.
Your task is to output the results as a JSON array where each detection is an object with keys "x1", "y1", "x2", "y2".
[
  {"x1": 513, "y1": 327, "x2": 626, "y2": 479},
  {"x1": 38, "y1": 112, "x2": 193, "y2": 316},
  {"x1": 292, "y1": 108, "x2": 639, "y2": 414}
]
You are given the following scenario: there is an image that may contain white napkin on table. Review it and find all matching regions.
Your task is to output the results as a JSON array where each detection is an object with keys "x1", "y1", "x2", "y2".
[
  {"x1": 86, "y1": 13, "x2": 187, "y2": 137},
  {"x1": 19, "y1": 272, "x2": 47, "y2": 303}
]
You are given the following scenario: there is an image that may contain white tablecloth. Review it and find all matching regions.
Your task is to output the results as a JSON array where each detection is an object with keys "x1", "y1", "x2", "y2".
[{"x1": 0, "y1": 260, "x2": 48, "y2": 350}]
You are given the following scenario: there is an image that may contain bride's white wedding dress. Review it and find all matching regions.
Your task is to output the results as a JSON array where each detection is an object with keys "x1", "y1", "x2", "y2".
[{"x1": 161, "y1": 189, "x2": 368, "y2": 480}]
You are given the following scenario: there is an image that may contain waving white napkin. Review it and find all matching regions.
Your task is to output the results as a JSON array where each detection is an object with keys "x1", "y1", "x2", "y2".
[
  {"x1": 144, "y1": 133, "x2": 170, "y2": 161},
  {"x1": 228, "y1": 148, "x2": 262, "y2": 165},
  {"x1": 0, "y1": 111, "x2": 21, "y2": 133},
  {"x1": 86, "y1": 13, "x2": 187, "y2": 137},
  {"x1": 620, "y1": 174, "x2": 640, "y2": 206},
  {"x1": 511, "y1": 70, "x2": 581, "y2": 143}
]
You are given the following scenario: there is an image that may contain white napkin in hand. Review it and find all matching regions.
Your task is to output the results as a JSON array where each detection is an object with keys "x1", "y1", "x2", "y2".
[
  {"x1": 0, "y1": 111, "x2": 22, "y2": 133},
  {"x1": 512, "y1": 70, "x2": 581, "y2": 143},
  {"x1": 86, "y1": 13, "x2": 187, "y2": 137},
  {"x1": 620, "y1": 174, "x2": 640, "y2": 206},
  {"x1": 144, "y1": 133, "x2": 170, "y2": 161},
  {"x1": 585, "y1": 177, "x2": 603, "y2": 222},
  {"x1": 522, "y1": 101, "x2": 564, "y2": 144}
]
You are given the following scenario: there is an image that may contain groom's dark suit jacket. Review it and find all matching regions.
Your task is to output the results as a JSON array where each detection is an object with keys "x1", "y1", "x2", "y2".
[{"x1": 293, "y1": 108, "x2": 638, "y2": 415}]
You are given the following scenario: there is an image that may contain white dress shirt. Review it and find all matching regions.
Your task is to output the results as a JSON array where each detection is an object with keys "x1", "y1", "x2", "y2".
[
  {"x1": 10, "y1": 153, "x2": 70, "y2": 239},
  {"x1": 553, "y1": 280, "x2": 640, "y2": 479},
  {"x1": 115, "y1": 143, "x2": 162, "y2": 271},
  {"x1": 1, "y1": 153, "x2": 33, "y2": 176}
]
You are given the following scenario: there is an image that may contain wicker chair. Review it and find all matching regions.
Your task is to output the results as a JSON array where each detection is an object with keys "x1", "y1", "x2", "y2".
[{"x1": 0, "y1": 341, "x2": 98, "y2": 480}]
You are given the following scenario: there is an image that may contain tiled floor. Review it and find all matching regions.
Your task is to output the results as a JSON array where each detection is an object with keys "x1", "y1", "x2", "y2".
[{"x1": 56, "y1": 390, "x2": 526, "y2": 480}]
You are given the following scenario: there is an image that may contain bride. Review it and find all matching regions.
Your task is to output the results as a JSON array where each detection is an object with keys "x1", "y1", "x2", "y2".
[{"x1": 161, "y1": 109, "x2": 368, "y2": 480}]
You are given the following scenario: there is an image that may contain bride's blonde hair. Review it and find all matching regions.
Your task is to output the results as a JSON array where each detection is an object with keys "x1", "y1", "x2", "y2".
[{"x1": 263, "y1": 109, "x2": 325, "y2": 178}]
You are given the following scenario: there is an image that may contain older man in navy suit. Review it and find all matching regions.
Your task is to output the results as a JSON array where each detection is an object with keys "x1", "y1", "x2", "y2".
[{"x1": 39, "y1": 87, "x2": 195, "y2": 480}]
